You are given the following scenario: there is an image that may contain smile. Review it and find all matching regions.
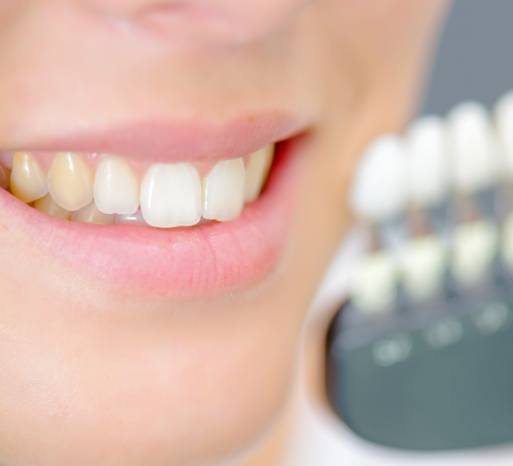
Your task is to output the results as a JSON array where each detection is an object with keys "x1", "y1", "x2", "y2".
[{"x1": 0, "y1": 114, "x2": 308, "y2": 296}]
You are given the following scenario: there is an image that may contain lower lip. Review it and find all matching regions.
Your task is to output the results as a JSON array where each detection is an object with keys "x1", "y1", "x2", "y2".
[{"x1": 0, "y1": 138, "x2": 305, "y2": 297}]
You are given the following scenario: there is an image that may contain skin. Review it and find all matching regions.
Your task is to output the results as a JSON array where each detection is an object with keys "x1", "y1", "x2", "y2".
[{"x1": 0, "y1": 1, "x2": 449, "y2": 465}]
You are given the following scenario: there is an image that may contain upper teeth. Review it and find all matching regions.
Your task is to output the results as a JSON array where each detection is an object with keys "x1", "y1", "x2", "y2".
[
  {"x1": 10, "y1": 152, "x2": 48, "y2": 203},
  {"x1": 0, "y1": 145, "x2": 274, "y2": 228}
]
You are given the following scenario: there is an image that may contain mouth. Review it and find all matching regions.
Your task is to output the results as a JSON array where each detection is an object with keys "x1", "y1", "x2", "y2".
[{"x1": 0, "y1": 114, "x2": 308, "y2": 296}]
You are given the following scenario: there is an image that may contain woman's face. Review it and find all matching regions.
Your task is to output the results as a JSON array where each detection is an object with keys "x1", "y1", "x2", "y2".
[{"x1": 0, "y1": 1, "x2": 447, "y2": 465}]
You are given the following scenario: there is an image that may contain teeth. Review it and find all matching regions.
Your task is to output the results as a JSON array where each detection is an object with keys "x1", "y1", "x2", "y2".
[
  {"x1": 452, "y1": 220, "x2": 498, "y2": 287},
  {"x1": 115, "y1": 210, "x2": 146, "y2": 226},
  {"x1": 71, "y1": 203, "x2": 114, "y2": 225},
  {"x1": 34, "y1": 195, "x2": 71, "y2": 220},
  {"x1": 140, "y1": 163, "x2": 202, "y2": 228},
  {"x1": 351, "y1": 251, "x2": 397, "y2": 314},
  {"x1": 48, "y1": 153, "x2": 94, "y2": 211},
  {"x1": 203, "y1": 157, "x2": 245, "y2": 221},
  {"x1": 502, "y1": 213, "x2": 513, "y2": 272},
  {"x1": 351, "y1": 135, "x2": 407, "y2": 221},
  {"x1": 399, "y1": 236, "x2": 447, "y2": 301},
  {"x1": 495, "y1": 91, "x2": 513, "y2": 176},
  {"x1": 0, "y1": 164, "x2": 10, "y2": 189},
  {"x1": 244, "y1": 146, "x2": 274, "y2": 203},
  {"x1": 2, "y1": 145, "x2": 275, "y2": 227},
  {"x1": 9, "y1": 152, "x2": 48, "y2": 203},
  {"x1": 406, "y1": 116, "x2": 449, "y2": 207},
  {"x1": 448, "y1": 101, "x2": 498, "y2": 193},
  {"x1": 94, "y1": 156, "x2": 139, "y2": 215}
]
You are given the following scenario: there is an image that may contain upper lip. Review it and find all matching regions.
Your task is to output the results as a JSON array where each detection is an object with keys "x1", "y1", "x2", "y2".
[{"x1": 4, "y1": 112, "x2": 306, "y2": 162}]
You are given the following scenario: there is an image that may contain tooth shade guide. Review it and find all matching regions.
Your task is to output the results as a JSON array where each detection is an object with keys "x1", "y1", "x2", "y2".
[
  {"x1": 501, "y1": 213, "x2": 513, "y2": 272},
  {"x1": 350, "y1": 250, "x2": 398, "y2": 316},
  {"x1": 399, "y1": 236, "x2": 447, "y2": 301},
  {"x1": 405, "y1": 208, "x2": 434, "y2": 237}
]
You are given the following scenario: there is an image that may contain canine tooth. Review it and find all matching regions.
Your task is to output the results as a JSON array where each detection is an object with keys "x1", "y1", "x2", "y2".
[
  {"x1": 72, "y1": 203, "x2": 114, "y2": 225},
  {"x1": 351, "y1": 135, "x2": 407, "y2": 221},
  {"x1": 34, "y1": 195, "x2": 71, "y2": 219},
  {"x1": 48, "y1": 153, "x2": 93, "y2": 211},
  {"x1": 406, "y1": 116, "x2": 449, "y2": 207},
  {"x1": 452, "y1": 220, "x2": 497, "y2": 287},
  {"x1": 140, "y1": 163, "x2": 202, "y2": 228},
  {"x1": 10, "y1": 152, "x2": 48, "y2": 203},
  {"x1": 244, "y1": 146, "x2": 274, "y2": 202},
  {"x1": 94, "y1": 156, "x2": 139, "y2": 215},
  {"x1": 448, "y1": 102, "x2": 498, "y2": 193},
  {"x1": 0, "y1": 164, "x2": 9, "y2": 189},
  {"x1": 203, "y1": 158, "x2": 245, "y2": 221}
]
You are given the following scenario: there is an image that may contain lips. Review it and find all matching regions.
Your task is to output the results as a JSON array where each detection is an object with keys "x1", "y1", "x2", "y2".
[
  {"x1": 12, "y1": 113, "x2": 303, "y2": 162},
  {"x1": 0, "y1": 116, "x2": 307, "y2": 296}
]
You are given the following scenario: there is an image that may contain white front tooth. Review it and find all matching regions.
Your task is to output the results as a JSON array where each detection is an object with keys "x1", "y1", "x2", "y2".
[
  {"x1": 406, "y1": 116, "x2": 449, "y2": 207},
  {"x1": 351, "y1": 135, "x2": 407, "y2": 221},
  {"x1": 140, "y1": 163, "x2": 202, "y2": 228},
  {"x1": 71, "y1": 203, "x2": 114, "y2": 225},
  {"x1": 94, "y1": 156, "x2": 139, "y2": 215},
  {"x1": 10, "y1": 152, "x2": 48, "y2": 203},
  {"x1": 452, "y1": 220, "x2": 497, "y2": 287},
  {"x1": 399, "y1": 236, "x2": 447, "y2": 301},
  {"x1": 244, "y1": 146, "x2": 274, "y2": 202},
  {"x1": 203, "y1": 158, "x2": 245, "y2": 222},
  {"x1": 448, "y1": 101, "x2": 498, "y2": 193}
]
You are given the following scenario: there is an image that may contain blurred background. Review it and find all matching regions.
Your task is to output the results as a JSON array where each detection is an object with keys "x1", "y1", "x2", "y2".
[{"x1": 422, "y1": 0, "x2": 512, "y2": 115}]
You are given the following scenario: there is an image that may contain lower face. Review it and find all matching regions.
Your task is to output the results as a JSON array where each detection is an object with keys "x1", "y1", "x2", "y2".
[{"x1": 0, "y1": 1, "x2": 447, "y2": 465}]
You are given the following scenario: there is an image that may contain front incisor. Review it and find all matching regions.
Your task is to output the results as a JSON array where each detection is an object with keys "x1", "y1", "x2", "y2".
[
  {"x1": 10, "y1": 152, "x2": 48, "y2": 203},
  {"x1": 48, "y1": 153, "x2": 94, "y2": 212}
]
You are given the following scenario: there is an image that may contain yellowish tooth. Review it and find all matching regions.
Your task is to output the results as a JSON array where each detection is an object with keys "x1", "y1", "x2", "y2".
[
  {"x1": 244, "y1": 145, "x2": 274, "y2": 202},
  {"x1": 71, "y1": 203, "x2": 114, "y2": 225},
  {"x1": 34, "y1": 195, "x2": 71, "y2": 220},
  {"x1": 0, "y1": 164, "x2": 9, "y2": 189},
  {"x1": 10, "y1": 152, "x2": 48, "y2": 203},
  {"x1": 47, "y1": 152, "x2": 93, "y2": 211}
]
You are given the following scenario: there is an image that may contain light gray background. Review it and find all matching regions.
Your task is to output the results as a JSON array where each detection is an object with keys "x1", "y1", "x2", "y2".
[{"x1": 421, "y1": 1, "x2": 512, "y2": 115}]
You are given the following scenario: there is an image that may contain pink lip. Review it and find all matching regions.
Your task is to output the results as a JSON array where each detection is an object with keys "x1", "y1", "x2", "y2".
[
  {"x1": 0, "y1": 137, "x2": 306, "y2": 296},
  {"x1": 10, "y1": 113, "x2": 305, "y2": 162}
]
